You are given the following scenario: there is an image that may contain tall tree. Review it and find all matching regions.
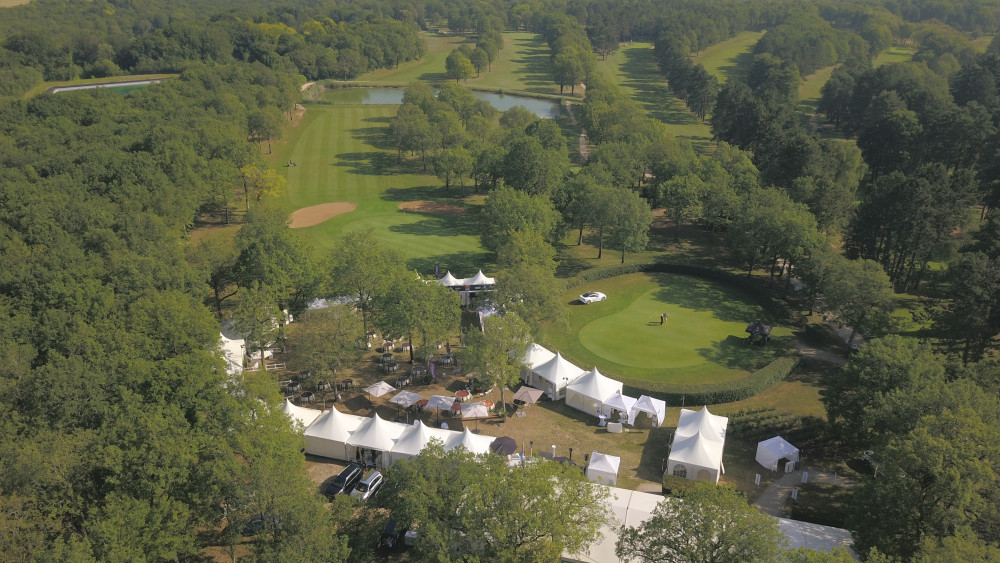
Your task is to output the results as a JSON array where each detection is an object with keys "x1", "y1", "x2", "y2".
[
  {"x1": 375, "y1": 274, "x2": 461, "y2": 364},
  {"x1": 495, "y1": 230, "x2": 566, "y2": 333},
  {"x1": 231, "y1": 282, "x2": 282, "y2": 370},
  {"x1": 822, "y1": 258, "x2": 894, "y2": 350},
  {"x1": 616, "y1": 483, "x2": 785, "y2": 562},
  {"x1": 480, "y1": 185, "x2": 562, "y2": 251},
  {"x1": 239, "y1": 164, "x2": 287, "y2": 211},
  {"x1": 462, "y1": 312, "x2": 531, "y2": 415},
  {"x1": 285, "y1": 305, "x2": 364, "y2": 381},
  {"x1": 328, "y1": 227, "x2": 407, "y2": 339},
  {"x1": 445, "y1": 50, "x2": 475, "y2": 83},
  {"x1": 607, "y1": 188, "x2": 653, "y2": 263}
]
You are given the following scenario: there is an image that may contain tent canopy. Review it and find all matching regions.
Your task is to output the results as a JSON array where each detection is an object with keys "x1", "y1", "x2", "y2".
[
  {"x1": 389, "y1": 390, "x2": 422, "y2": 407},
  {"x1": 445, "y1": 428, "x2": 493, "y2": 455},
  {"x1": 346, "y1": 413, "x2": 406, "y2": 452},
  {"x1": 522, "y1": 342, "x2": 556, "y2": 370},
  {"x1": 438, "y1": 271, "x2": 462, "y2": 287},
  {"x1": 756, "y1": 436, "x2": 800, "y2": 471},
  {"x1": 532, "y1": 352, "x2": 585, "y2": 397},
  {"x1": 280, "y1": 397, "x2": 320, "y2": 428},
  {"x1": 365, "y1": 381, "x2": 396, "y2": 398},
  {"x1": 586, "y1": 452, "x2": 621, "y2": 485},
  {"x1": 464, "y1": 270, "x2": 495, "y2": 286},
  {"x1": 676, "y1": 406, "x2": 728, "y2": 441},
  {"x1": 565, "y1": 367, "x2": 623, "y2": 417},
  {"x1": 512, "y1": 386, "x2": 544, "y2": 404},
  {"x1": 461, "y1": 402, "x2": 490, "y2": 419},
  {"x1": 631, "y1": 395, "x2": 667, "y2": 427},
  {"x1": 746, "y1": 320, "x2": 772, "y2": 336},
  {"x1": 427, "y1": 395, "x2": 456, "y2": 411},
  {"x1": 667, "y1": 407, "x2": 729, "y2": 484},
  {"x1": 603, "y1": 393, "x2": 637, "y2": 418}
]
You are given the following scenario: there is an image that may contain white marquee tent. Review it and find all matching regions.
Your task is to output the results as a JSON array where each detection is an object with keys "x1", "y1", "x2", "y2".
[
  {"x1": 529, "y1": 351, "x2": 585, "y2": 400},
  {"x1": 388, "y1": 420, "x2": 451, "y2": 465},
  {"x1": 218, "y1": 332, "x2": 244, "y2": 376},
  {"x1": 630, "y1": 395, "x2": 667, "y2": 427},
  {"x1": 756, "y1": 436, "x2": 800, "y2": 472},
  {"x1": 666, "y1": 407, "x2": 729, "y2": 484},
  {"x1": 346, "y1": 413, "x2": 408, "y2": 454},
  {"x1": 437, "y1": 271, "x2": 462, "y2": 287},
  {"x1": 303, "y1": 406, "x2": 367, "y2": 460},
  {"x1": 603, "y1": 392, "x2": 638, "y2": 424},
  {"x1": 521, "y1": 342, "x2": 556, "y2": 383},
  {"x1": 280, "y1": 397, "x2": 320, "y2": 428},
  {"x1": 586, "y1": 451, "x2": 621, "y2": 486},
  {"x1": 445, "y1": 428, "x2": 495, "y2": 455},
  {"x1": 565, "y1": 367, "x2": 623, "y2": 416},
  {"x1": 465, "y1": 270, "x2": 495, "y2": 287}
]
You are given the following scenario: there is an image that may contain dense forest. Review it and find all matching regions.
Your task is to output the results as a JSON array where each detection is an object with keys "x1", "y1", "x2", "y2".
[{"x1": 2, "y1": 0, "x2": 1000, "y2": 560}]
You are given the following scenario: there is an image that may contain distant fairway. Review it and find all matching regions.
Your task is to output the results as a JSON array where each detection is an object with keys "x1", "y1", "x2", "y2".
[
  {"x1": 594, "y1": 43, "x2": 713, "y2": 152},
  {"x1": 694, "y1": 31, "x2": 765, "y2": 83},
  {"x1": 272, "y1": 89, "x2": 490, "y2": 274},
  {"x1": 799, "y1": 64, "x2": 837, "y2": 115},
  {"x1": 542, "y1": 272, "x2": 791, "y2": 386},
  {"x1": 874, "y1": 45, "x2": 916, "y2": 67}
]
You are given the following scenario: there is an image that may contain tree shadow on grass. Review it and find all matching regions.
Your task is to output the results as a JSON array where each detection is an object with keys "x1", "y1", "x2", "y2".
[
  {"x1": 637, "y1": 427, "x2": 674, "y2": 482},
  {"x1": 650, "y1": 275, "x2": 769, "y2": 323},
  {"x1": 351, "y1": 123, "x2": 395, "y2": 152},
  {"x1": 510, "y1": 38, "x2": 555, "y2": 92},
  {"x1": 619, "y1": 47, "x2": 700, "y2": 127},
  {"x1": 406, "y1": 250, "x2": 495, "y2": 278},
  {"x1": 389, "y1": 213, "x2": 481, "y2": 238},
  {"x1": 332, "y1": 150, "x2": 403, "y2": 176},
  {"x1": 695, "y1": 334, "x2": 788, "y2": 370}
]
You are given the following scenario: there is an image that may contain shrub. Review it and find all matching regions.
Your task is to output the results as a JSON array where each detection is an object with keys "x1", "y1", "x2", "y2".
[{"x1": 621, "y1": 357, "x2": 799, "y2": 405}]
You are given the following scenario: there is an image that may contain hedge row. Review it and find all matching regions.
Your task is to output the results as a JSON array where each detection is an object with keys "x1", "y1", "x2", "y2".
[{"x1": 619, "y1": 356, "x2": 800, "y2": 406}]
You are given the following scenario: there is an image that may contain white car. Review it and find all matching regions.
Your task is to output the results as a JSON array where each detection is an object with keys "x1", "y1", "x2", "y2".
[
  {"x1": 350, "y1": 471, "x2": 383, "y2": 501},
  {"x1": 579, "y1": 291, "x2": 607, "y2": 304}
]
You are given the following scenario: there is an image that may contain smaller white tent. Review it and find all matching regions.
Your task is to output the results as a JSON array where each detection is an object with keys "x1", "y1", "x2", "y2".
[
  {"x1": 756, "y1": 436, "x2": 800, "y2": 472},
  {"x1": 530, "y1": 351, "x2": 585, "y2": 400},
  {"x1": 219, "y1": 332, "x2": 245, "y2": 376},
  {"x1": 630, "y1": 395, "x2": 667, "y2": 427},
  {"x1": 280, "y1": 398, "x2": 320, "y2": 428},
  {"x1": 666, "y1": 407, "x2": 729, "y2": 484},
  {"x1": 464, "y1": 270, "x2": 495, "y2": 287},
  {"x1": 586, "y1": 452, "x2": 621, "y2": 486},
  {"x1": 445, "y1": 428, "x2": 494, "y2": 455},
  {"x1": 603, "y1": 392, "x2": 638, "y2": 424},
  {"x1": 303, "y1": 407, "x2": 367, "y2": 461},
  {"x1": 565, "y1": 367, "x2": 623, "y2": 416},
  {"x1": 521, "y1": 343, "x2": 556, "y2": 384},
  {"x1": 437, "y1": 271, "x2": 463, "y2": 287}
]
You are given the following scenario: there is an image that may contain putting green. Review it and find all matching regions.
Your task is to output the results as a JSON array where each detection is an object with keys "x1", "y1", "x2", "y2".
[{"x1": 542, "y1": 272, "x2": 791, "y2": 385}]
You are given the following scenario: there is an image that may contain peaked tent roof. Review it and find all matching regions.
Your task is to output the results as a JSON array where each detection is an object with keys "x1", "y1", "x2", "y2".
[
  {"x1": 523, "y1": 342, "x2": 556, "y2": 370},
  {"x1": 219, "y1": 332, "x2": 244, "y2": 375},
  {"x1": 533, "y1": 351, "x2": 585, "y2": 387},
  {"x1": 669, "y1": 430, "x2": 724, "y2": 469},
  {"x1": 631, "y1": 395, "x2": 667, "y2": 427},
  {"x1": 280, "y1": 398, "x2": 320, "y2": 428},
  {"x1": 676, "y1": 406, "x2": 728, "y2": 441},
  {"x1": 567, "y1": 367, "x2": 622, "y2": 403},
  {"x1": 588, "y1": 452, "x2": 621, "y2": 475},
  {"x1": 303, "y1": 406, "x2": 366, "y2": 443},
  {"x1": 464, "y1": 270, "x2": 495, "y2": 286},
  {"x1": 438, "y1": 271, "x2": 462, "y2": 287},
  {"x1": 445, "y1": 428, "x2": 493, "y2": 455},
  {"x1": 346, "y1": 413, "x2": 407, "y2": 452},
  {"x1": 603, "y1": 392, "x2": 638, "y2": 414}
]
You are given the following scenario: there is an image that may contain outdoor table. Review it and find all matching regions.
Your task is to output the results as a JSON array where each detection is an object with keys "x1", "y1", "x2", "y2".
[
  {"x1": 455, "y1": 390, "x2": 470, "y2": 402},
  {"x1": 483, "y1": 400, "x2": 494, "y2": 411},
  {"x1": 439, "y1": 354, "x2": 454, "y2": 365},
  {"x1": 415, "y1": 399, "x2": 428, "y2": 413},
  {"x1": 380, "y1": 353, "x2": 395, "y2": 364},
  {"x1": 338, "y1": 379, "x2": 354, "y2": 390},
  {"x1": 411, "y1": 365, "x2": 426, "y2": 376},
  {"x1": 384, "y1": 362, "x2": 398, "y2": 373},
  {"x1": 450, "y1": 402, "x2": 463, "y2": 415},
  {"x1": 598, "y1": 414, "x2": 608, "y2": 427}
]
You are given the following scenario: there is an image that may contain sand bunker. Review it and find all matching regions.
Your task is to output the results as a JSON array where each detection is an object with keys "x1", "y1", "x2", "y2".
[
  {"x1": 289, "y1": 202, "x2": 357, "y2": 228},
  {"x1": 398, "y1": 201, "x2": 467, "y2": 216}
]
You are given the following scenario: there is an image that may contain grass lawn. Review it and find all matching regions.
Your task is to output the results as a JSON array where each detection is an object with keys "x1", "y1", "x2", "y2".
[
  {"x1": 268, "y1": 90, "x2": 490, "y2": 274},
  {"x1": 0, "y1": 0, "x2": 30, "y2": 6},
  {"x1": 594, "y1": 43, "x2": 713, "y2": 152},
  {"x1": 798, "y1": 64, "x2": 836, "y2": 116},
  {"x1": 358, "y1": 32, "x2": 565, "y2": 99},
  {"x1": 540, "y1": 272, "x2": 792, "y2": 385},
  {"x1": 873, "y1": 45, "x2": 916, "y2": 67},
  {"x1": 693, "y1": 31, "x2": 765, "y2": 83},
  {"x1": 22, "y1": 73, "x2": 177, "y2": 99}
]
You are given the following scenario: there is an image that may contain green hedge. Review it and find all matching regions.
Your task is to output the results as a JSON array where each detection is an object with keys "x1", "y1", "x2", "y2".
[{"x1": 619, "y1": 356, "x2": 799, "y2": 406}]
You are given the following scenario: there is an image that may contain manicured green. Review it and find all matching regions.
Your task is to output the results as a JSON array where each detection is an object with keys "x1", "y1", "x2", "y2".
[
  {"x1": 23, "y1": 73, "x2": 177, "y2": 99},
  {"x1": 693, "y1": 31, "x2": 765, "y2": 83},
  {"x1": 541, "y1": 272, "x2": 791, "y2": 385},
  {"x1": 798, "y1": 64, "x2": 836, "y2": 115},
  {"x1": 593, "y1": 42, "x2": 713, "y2": 152},
  {"x1": 873, "y1": 45, "x2": 916, "y2": 67},
  {"x1": 271, "y1": 90, "x2": 491, "y2": 274}
]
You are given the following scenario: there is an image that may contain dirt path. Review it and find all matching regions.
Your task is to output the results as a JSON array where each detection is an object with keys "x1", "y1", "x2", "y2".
[
  {"x1": 300, "y1": 81, "x2": 316, "y2": 92},
  {"x1": 564, "y1": 100, "x2": 590, "y2": 161},
  {"x1": 792, "y1": 341, "x2": 848, "y2": 367}
]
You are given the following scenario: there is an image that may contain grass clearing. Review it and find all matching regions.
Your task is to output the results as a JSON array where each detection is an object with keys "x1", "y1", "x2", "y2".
[
  {"x1": 693, "y1": 31, "x2": 765, "y2": 83},
  {"x1": 0, "y1": 0, "x2": 30, "y2": 6},
  {"x1": 541, "y1": 272, "x2": 793, "y2": 385},
  {"x1": 268, "y1": 91, "x2": 490, "y2": 273},
  {"x1": 874, "y1": 45, "x2": 916, "y2": 67},
  {"x1": 798, "y1": 64, "x2": 836, "y2": 115},
  {"x1": 594, "y1": 43, "x2": 713, "y2": 152}
]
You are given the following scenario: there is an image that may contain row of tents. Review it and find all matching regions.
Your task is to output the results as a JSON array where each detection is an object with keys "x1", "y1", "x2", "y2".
[{"x1": 521, "y1": 343, "x2": 666, "y2": 427}]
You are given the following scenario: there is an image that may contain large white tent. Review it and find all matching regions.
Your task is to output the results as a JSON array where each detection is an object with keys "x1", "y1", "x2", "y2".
[
  {"x1": 437, "y1": 271, "x2": 462, "y2": 287},
  {"x1": 280, "y1": 397, "x2": 320, "y2": 428},
  {"x1": 666, "y1": 407, "x2": 729, "y2": 484},
  {"x1": 218, "y1": 332, "x2": 245, "y2": 376},
  {"x1": 521, "y1": 342, "x2": 556, "y2": 383},
  {"x1": 586, "y1": 452, "x2": 621, "y2": 486},
  {"x1": 445, "y1": 428, "x2": 494, "y2": 455},
  {"x1": 756, "y1": 436, "x2": 800, "y2": 472},
  {"x1": 630, "y1": 395, "x2": 667, "y2": 427},
  {"x1": 464, "y1": 270, "x2": 495, "y2": 287},
  {"x1": 303, "y1": 406, "x2": 367, "y2": 460},
  {"x1": 565, "y1": 367, "x2": 623, "y2": 416},
  {"x1": 346, "y1": 413, "x2": 408, "y2": 454},
  {"x1": 528, "y1": 351, "x2": 585, "y2": 400},
  {"x1": 388, "y1": 420, "x2": 451, "y2": 465}
]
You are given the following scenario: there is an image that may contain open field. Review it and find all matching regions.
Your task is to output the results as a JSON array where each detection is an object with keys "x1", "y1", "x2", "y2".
[
  {"x1": 873, "y1": 45, "x2": 916, "y2": 67},
  {"x1": 268, "y1": 90, "x2": 489, "y2": 274},
  {"x1": 541, "y1": 272, "x2": 792, "y2": 385},
  {"x1": 799, "y1": 64, "x2": 836, "y2": 116},
  {"x1": 594, "y1": 43, "x2": 713, "y2": 152},
  {"x1": 0, "y1": 0, "x2": 30, "y2": 6},
  {"x1": 358, "y1": 32, "x2": 566, "y2": 98},
  {"x1": 693, "y1": 31, "x2": 765, "y2": 83}
]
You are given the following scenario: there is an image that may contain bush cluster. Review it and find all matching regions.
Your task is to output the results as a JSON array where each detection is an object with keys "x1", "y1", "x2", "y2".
[{"x1": 621, "y1": 356, "x2": 799, "y2": 406}]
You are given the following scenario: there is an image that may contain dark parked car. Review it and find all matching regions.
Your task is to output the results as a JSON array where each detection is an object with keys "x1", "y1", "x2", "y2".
[
  {"x1": 325, "y1": 463, "x2": 363, "y2": 498},
  {"x1": 377, "y1": 518, "x2": 403, "y2": 551},
  {"x1": 242, "y1": 513, "x2": 280, "y2": 536}
]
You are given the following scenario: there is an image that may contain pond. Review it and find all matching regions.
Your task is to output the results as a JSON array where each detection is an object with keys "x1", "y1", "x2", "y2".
[{"x1": 323, "y1": 87, "x2": 561, "y2": 119}]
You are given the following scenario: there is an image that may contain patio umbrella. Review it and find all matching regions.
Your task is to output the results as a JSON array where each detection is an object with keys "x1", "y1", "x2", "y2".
[
  {"x1": 512, "y1": 386, "x2": 544, "y2": 405},
  {"x1": 461, "y1": 402, "x2": 490, "y2": 431},
  {"x1": 389, "y1": 390, "x2": 422, "y2": 421},
  {"x1": 426, "y1": 395, "x2": 456, "y2": 423},
  {"x1": 489, "y1": 436, "x2": 517, "y2": 456},
  {"x1": 364, "y1": 381, "x2": 396, "y2": 408}
]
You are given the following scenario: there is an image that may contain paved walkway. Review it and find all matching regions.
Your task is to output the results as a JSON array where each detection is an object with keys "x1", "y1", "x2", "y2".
[{"x1": 753, "y1": 468, "x2": 852, "y2": 517}]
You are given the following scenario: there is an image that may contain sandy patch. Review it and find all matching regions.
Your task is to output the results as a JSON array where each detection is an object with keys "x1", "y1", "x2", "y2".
[
  {"x1": 399, "y1": 201, "x2": 467, "y2": 216},
  {"x1": 289, "y1": 202, "x2": 357, "y2": 228}
]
